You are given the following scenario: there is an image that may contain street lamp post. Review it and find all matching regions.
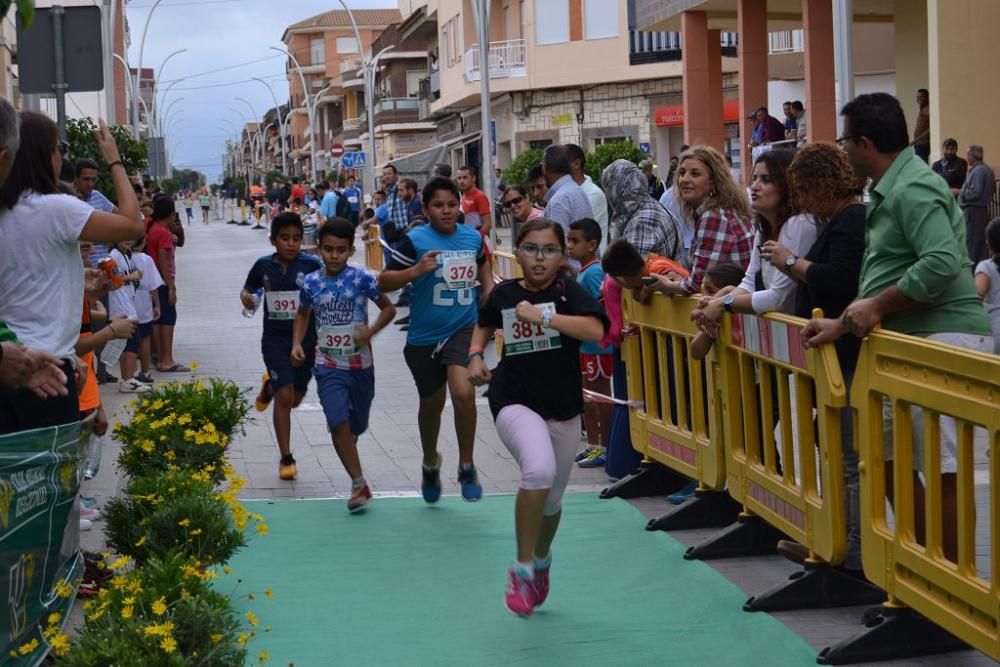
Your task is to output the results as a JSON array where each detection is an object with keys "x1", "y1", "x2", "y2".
[
  {"x1": 472, "y1": 0, "x2": 495, "y2": 231},
  {"x1": 148, "y1": 48, "x2": 187, "y2": 135},
  {"x1": 252, "y1": 76, "x2": 288, "y2": 175},
  {"x1": 111, "y1": 53, "x2": 139, "y2": 135},
  {"x1": 270, "y1": 45, "x2": 318, "y2": 183},
  {"x1": 134, "y1": 0, "x2": 167, "y2": 138}
]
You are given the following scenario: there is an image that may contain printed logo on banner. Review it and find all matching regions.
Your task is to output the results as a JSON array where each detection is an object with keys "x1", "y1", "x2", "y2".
[
  {"x1": 0, "y1": 480, "x2": 12, "y2": 529},
  {"x1": 8, "y1": 554, "x2": 27, "y2": 640}
]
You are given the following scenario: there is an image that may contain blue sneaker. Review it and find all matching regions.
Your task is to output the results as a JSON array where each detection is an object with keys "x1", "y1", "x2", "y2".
[
  {"x1": 421, "y1": 455, "x2": 442, "y2": 504},
  {"x1": 577, "y1": 449, "x2": 607, "y2": 468},
  {"x1": 668, "y1": 481, "x2": 698, "y2": 505},
  {"x1": 574, "y1": 447, "x2": 594, "y2": 463},
  {"x1": 458, "y1": 463, "x2": 483, "y2": 502}
]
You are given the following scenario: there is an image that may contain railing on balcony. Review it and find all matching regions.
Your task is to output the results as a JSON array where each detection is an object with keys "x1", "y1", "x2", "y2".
[
  {"x1": 340, "y1": 59, "x2": 362, "y2": 75},
  {"x1": 418, "y1": 69, "x2": 441, "y2": 103},
  {"x1": 628, "y1": 30, "x2": 737, "y2": 65},
  {"x1": 373, "y1": 97, "x2": 420, "y2": 124},
  {"x1": 768, "y1": 29, "x2": 804, "y2": 54},
  {"x1": 343, "y1": 117, "x2": 364, "y2": 131},
  {"x1": 463, "y1": 39, "x2": 526, "y2": 83}
]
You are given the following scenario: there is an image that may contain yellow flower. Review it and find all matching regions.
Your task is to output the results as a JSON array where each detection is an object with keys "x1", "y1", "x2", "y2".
[
  {"x1": 178, "y1": 518, "x2": 191, "y2": 527},
  {"x1": 160, "y1": 635, "x2": 178, "y2": 653},
  {"x1": 17, "y1": 638, "x2": 39, "y2": 655},
  {"x1": 245, "y1": 610, "x2": 259, "y2": 627},
  {"x1": 258, "y1": 649, "x2": 269, "y2": 664},
  {"x1": 135, "y1": 535, "x2": 147, "y2": 548},
  {"x1": 143, "y1": 621, "x2": 174, "y2": 637},
  {"x1": 255, "y1": 523, "x2": 269, "y2": 536},
  {"x1": 190, "y1": 362, "x2": 199, "y2": 370},
  {"x1": 123, "y1": 595, "x2": 135, "y2": 605},
  {"x1": 237, "y1": 633, "x2": 251, "y2": 647},
  {"x1": 190, "y1": 528, "x2": 203, "y2": 536},
  {"x1": 265, "y1": 587, "x2": 273, "y2": 599},
  {"x1": 47, "y1": 612, "x2": 61, "y2": 625},
  {"x1": 223, "y1": 566, "x2": 233, "y2": 575},
  {"x1": 53, "y1": 580, "x2": 73, "y2": 598},
  {"x1": 210, "y1": 633, "x2": 223, "y2": 644},
  {"x1": 121, "y1": 605, "x2": 134, "y2": 619},
  {"x1": 49, "y1": 633, "x2": 70, "y2": 657},
  {"x1": 177, "y1": 414, "x2": 192, "y2": 425},
  {"x1": 108, "y1": 555, "x2": 131, "y2": 571},
  {"x1": 152, "y1": 597, "x2": 167, "y2": 616}
]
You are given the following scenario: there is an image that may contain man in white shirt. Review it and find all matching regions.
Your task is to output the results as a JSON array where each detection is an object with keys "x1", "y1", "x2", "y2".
[{"x1": 567, "y1": 144, "x2": 609, "y2": 255}]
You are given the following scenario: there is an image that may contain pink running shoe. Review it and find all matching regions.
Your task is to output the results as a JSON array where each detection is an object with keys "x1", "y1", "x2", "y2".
[
  {"x1": 531, "y1": 568, "x2": 550, "y2": 607},
  {"x1": 504, "y1": 569, "x2": 536, "y2": 617}
]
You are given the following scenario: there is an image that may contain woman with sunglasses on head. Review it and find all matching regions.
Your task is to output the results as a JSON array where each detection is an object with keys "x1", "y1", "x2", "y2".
[
  {"x1": 0, "y1": 113, "x2": 144, "y2": 434},
  {"x1": 468, "y1": 219, "x2": 609, "y2": 618},
  {"x1": 501, "y1": 184, "x2": 542, "y2": 245}
]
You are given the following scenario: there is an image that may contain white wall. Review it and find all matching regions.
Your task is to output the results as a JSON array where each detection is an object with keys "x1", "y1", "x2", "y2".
[{"x1": 766, "y1": 73, "x2": 897, "y2": 119}]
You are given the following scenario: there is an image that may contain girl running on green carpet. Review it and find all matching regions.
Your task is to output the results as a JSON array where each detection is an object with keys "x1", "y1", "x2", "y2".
[{"x1": 467, "y1": 219, "x2": 608, "y2": 617}]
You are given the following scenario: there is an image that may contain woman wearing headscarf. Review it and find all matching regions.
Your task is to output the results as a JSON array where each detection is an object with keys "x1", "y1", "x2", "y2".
[{"x1": 602, "y1": 159, "x2": 682, "y2": 263}]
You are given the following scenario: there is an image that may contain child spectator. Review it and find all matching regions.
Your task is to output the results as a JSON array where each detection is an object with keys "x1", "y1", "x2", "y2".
[
  {"x1": 975, "y1": 217, "x2": 1000, "y2": 353},
  {"x1": 147, "y1": 197, "x2": 188, "y2": 373},
  {"x1": 601, "y1": 238, "x2": 688, "y2": 296},
  {"x1": 567, "y1": 218, "x2": 614, "y2": 468},
  {"x1": 292, "y1": 219, "x2": 396, "y2": 511},
  {"x1": 108, "y1": 239, "x2": 147, "y2": 392},
  {"x1": 241, "y1": 212, "x2": 323, "y2": 480},
  {"x1": 689, "y1": 263, "x2": 747, "y2": 360},
  {"x1": 130, "y1": 234, "x2": 163, "y2": 383}
]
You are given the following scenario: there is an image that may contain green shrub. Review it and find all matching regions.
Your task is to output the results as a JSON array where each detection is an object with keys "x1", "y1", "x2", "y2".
[
  {"x1": 502, "y1": 148, "x2": 544, "y2": 189},
  {"x1": 585, "y1": 140, "x2": 647, "y2": 185}
]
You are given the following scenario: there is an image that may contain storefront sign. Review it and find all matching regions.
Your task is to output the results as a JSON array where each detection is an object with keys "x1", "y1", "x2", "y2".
[{"x1": 655, "y1": 99, "x2": 741, "y2": 127}]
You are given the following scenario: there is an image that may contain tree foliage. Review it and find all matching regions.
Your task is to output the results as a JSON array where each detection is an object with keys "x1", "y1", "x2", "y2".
[
  {"x1": 584, "y1": 140, "x2": 647, "y2": 185},
  {"x1": 501, "y1": 148, "x2": 544, "y2": 189},
  {"x1": 66, "y1": 118, "x2": 147, "y2": 204},
  {"x1": 2, "y1": 1, "x2": 34, "y2": 28}
]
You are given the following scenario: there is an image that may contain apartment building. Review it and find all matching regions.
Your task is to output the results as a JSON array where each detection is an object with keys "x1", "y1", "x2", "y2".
[
  {"x1": 636, "y1": 0, "x2": 997, "y2": 169},
  {"x1": 280, "y1": 8, "x2": 401, "y2": 178}
]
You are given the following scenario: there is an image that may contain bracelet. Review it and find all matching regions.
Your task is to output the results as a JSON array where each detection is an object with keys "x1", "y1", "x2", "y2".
[
  {"x1": 467, "y1": 350, "x2": 484, "y2": 361},
  {"x1": 108, "y1": 322, "x2": 117, "y2": 338},
  {"x1": 107, "y1": 160, "x2": 124, "y2": 170},
  {"x1": 468, "y1": 345, "x2": 484, "y2": 354}
]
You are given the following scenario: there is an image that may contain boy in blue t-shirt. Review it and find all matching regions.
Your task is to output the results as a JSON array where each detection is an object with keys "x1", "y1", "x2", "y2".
[
  {"x1": 292, "y1": 218, "x2": 395, "y2": 512},
  {"x1": 380, "y1": 177, "x2": 494, "y2": 504},
  {"x1": 567, "y1": 218, "x2": 614, "y2": 468},
  {"x1": 241, "y1": 213, "x2": 323, "y2": 481},
  {"x1": 343, "y1": 176, "x2": 362, "y2": 226}
]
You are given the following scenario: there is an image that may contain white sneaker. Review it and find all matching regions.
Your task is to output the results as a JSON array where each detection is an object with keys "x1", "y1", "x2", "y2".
[
  {"x1": 80, "y1": 507, "x2": 101, "y2": 521},
  {"x1": 118, "y1": 379, "x2": 151, "y2": 393},
  {"x1": 79, "y1": 518, "x2": 92, "y2": 531}
]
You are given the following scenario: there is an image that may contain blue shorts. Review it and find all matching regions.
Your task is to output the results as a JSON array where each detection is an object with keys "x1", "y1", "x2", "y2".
[
  {"x1": 262, "y1": 341, "x2": 313, "y2": 396},
  {"x1": 156, "y1": 285, "x2": 177, "y2": 326},
  {"x1": 124, "y1": 325, "x2": 141, "y2": 354},
  {"x1": 138, "y1": 321, "x2": 154, "y2": 339},
  {"x1": 315, "y1": 365, "x2": 375, "y2": 435}
]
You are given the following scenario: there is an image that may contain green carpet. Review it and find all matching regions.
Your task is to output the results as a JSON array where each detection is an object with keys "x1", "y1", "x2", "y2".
[{"x1": 220, "y1": 494, "x2": 815, "y2": 666}]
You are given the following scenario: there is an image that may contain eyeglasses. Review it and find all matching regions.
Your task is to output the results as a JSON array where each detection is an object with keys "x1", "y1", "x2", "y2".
[
  {"x1": 835, "y1": 135, "x2": 855, "y2": 146},
  {"x1": 58, "y1": 141, "x2": 69, "y2": 156},
  {"x1": 502, "y1": 195, "x2": 524, "y2": 209},
  {"x1": 518, "y1": 242, "x2": 563, "y2": 259}
]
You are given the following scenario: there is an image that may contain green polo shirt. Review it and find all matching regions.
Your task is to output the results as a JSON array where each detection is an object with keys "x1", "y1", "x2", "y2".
[
  {"x1": 859, "y1": 147, "x2": 990, "y2": 338},
  {"x1": 0, "y1": 320, "x2": 15, "y2": 343}
]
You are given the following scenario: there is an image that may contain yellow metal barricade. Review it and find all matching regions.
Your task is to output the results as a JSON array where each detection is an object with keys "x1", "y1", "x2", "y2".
[
  {"x1": 364, "y1": 225, "x2": 383, "y2": 272},
  {"x1": 851, "y1": 329, "x2": 1000, "y2": 659},
  {"x1": 491, "y1": 250, "x2": 521, "y2": 355},
  {"x1": 717, "y1": 310, "x2": 848, "y2": 565},
  {"x1": 621, "y1": 293, "x2": 725, "y2": 491}
]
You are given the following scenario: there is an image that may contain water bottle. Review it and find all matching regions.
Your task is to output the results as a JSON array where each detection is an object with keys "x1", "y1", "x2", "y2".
[
  {"x1": 242, "y1": 289, "x2": 263, "y2": 318},
  {"x1": 83, "y1": 434, "x2": 102, "y2": 480},
  {"x1": 102, "y1": 336, "x2": 127, "y2": 367}
]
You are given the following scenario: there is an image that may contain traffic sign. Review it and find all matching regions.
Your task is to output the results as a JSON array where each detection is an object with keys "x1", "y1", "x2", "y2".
[
  {"x1": 341, "y1": 151, "x2": 366, "y2": 169},
  {"x1": 330, "y1": 143, "x2": 345, "y2": 158}
]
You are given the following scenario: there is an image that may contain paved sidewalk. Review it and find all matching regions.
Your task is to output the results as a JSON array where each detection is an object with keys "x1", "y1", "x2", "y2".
[{"x1": 90, "y1": 209, "x2": 608, "y2": 505}]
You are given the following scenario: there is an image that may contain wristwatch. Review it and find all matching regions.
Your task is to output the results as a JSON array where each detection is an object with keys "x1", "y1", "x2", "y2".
[
  {"x1": 784, "y1": 254, "x2": 798, "y2": 271},
  {"x1": 541, "y1": 310, "x2": 554, "y2": 329},
  {"x1": 722, "y1": 294, "x2": 736, "y2": 313}
]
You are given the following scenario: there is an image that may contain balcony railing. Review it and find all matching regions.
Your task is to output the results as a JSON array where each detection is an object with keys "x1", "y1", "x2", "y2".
[
  {"x1": 769, "y1": 29, "x2": 804, "y2": 54},
  {"x1": 463, "y1": 39, "x2": 526, "y2": 83},
  {"x1": 373, "y1": 97, "x2": 420, "y2": 124},
  {"x1": 418, "y1": 69, "x2": 441, "y2": 103},
  {"x1": 340, "y1": 58, "x2": 362, "y2": 75},
  {"x1": 628, "y1": 30, "x2": 738, "y2": 65},
  {"x1": 343, "y1": 117, "x2": 363, "y2": 131}
]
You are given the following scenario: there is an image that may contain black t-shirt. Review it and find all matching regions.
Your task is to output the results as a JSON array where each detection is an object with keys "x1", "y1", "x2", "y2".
[{"x1": 479, "y1": 278, "x2": 609, "y2": 421}]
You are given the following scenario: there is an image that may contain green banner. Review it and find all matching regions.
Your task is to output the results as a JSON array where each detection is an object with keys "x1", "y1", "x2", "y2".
[{"x1": 0, "y1": 419, "x2": 88, "y2": 666}]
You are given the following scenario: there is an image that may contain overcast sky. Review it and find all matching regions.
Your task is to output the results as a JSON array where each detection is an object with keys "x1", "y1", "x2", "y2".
[{"x1": 126, "y1": 0, "x2": 397, "y2": 182}]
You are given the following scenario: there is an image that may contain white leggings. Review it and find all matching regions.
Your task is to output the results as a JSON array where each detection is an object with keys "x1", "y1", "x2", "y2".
[{"x1": 495, "y1": 404, "x2": 581, "y2": 516}]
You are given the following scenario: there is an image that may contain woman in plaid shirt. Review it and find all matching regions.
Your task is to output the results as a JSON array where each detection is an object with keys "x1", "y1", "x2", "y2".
[{"x1": 648, "y1": 146, "x2": 754, "y2": 296}]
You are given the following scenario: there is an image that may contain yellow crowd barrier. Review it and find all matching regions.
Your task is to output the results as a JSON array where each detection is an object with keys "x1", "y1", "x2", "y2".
[
  {"x1": 845, "y1": 328, "x2": 1000, "y2": 661},
  {"x1": 491, "y1": 250, "x2": 522, "y2": 355},
  {"x1": 621, "y1": 293, "x2": 725, "y2": 492},
  {"x1": 364, "y1": 225, "x2": 383, "y2": 272}
]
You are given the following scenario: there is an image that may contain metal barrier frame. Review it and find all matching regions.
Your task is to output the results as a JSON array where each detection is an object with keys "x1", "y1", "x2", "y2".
[
  {"x1": 852, "y1": 328, "x2": 1000, "y2": 658},
  {"x1": 364, "y1": 225, "x2": 383, "y2": 272},
  {"x1": 718, "y1": 310, "x2": 848, "y2": 565}
]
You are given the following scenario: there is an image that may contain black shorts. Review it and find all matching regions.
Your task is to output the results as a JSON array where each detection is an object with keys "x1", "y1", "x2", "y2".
[
  {"x1": 263, "y1": 341, "x2": 314, "y2": 396},
  {"x1": 402, "y1": 325, "x2": 474, "y2": 398},
  {"x1": 156, "y1": 285, "x2": 177, "y2": 326},
  {"x1": 0, "y1": 360, "x2": 79, "y2": 435},
  {"x1": 125, "y1": 325, "x2": 141, "y2": 354}
]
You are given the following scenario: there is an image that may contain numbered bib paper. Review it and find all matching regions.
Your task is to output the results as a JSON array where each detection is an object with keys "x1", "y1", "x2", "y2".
[
  {"x1": 502, "y1": 303, "x2": 561, "y2": 355},
  {"x1": 265, "y1": 290, "x2": 299, "y2": 320},
  {"x1": 441, "y1": 251, "x2": 477, "y2": 290},
  {"x1": 318, "y1": 325, "x2": 357, "y2": 357}
]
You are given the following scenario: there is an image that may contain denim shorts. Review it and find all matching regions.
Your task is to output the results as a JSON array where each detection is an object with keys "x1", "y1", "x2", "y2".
[{"x1": 315, "y1": 365, "x2": 375, "y2": 435}]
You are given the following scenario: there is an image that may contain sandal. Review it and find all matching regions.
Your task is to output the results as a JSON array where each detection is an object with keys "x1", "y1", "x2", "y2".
[{"x1": 157, "y1": 364, "x2": 191, "y2": 373}]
